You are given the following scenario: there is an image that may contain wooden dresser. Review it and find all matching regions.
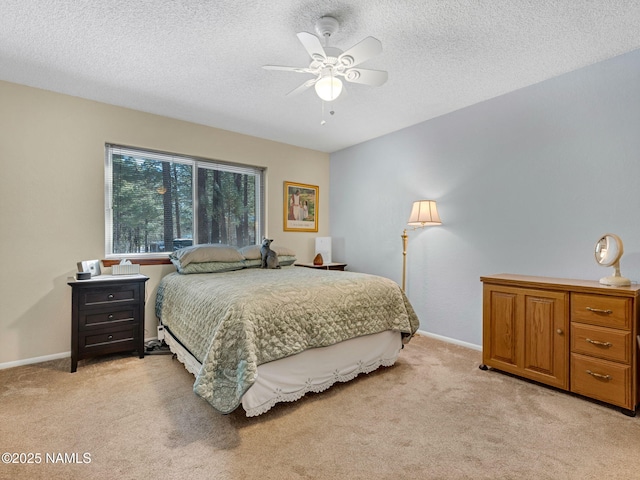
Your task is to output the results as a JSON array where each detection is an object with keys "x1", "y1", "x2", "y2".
[
  {"x1": 68, "y1": 274, "x2": 149, "y2": 372},
  {"x1": 481, "y1": 274, "x2": 639, "y2": 416}
]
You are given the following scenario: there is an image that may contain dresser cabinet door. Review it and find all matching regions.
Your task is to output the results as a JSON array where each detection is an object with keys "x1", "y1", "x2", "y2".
[
  {"x1": 483, "y1": 285, "x2": 569, "y2": 389},
  {"x1": 482, "y1": 286, "x2": 519, "y2": 369},
  {"x1": 522, "y1": 290, "x2": 569, "y2": 389}
]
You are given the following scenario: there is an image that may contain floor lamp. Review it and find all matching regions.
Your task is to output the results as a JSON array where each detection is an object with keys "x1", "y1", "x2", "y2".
[{"x1": 402, "y1": 200, "x2": 442, "y2": 291}]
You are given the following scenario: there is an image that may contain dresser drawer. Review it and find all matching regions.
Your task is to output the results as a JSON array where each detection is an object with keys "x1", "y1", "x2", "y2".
[
  {"x1": 78, "y1": 284, "x2": 140, "y2": 309},
  {"x1": 79, "y1": 307, "x2": 137, "y2": 330},
  {"x1": 570, "y1": 294, "x2": 631, "y2": 329},
  {"x1": 571, "y1": 323, "x2": 631, "y2": 363},
  {"x1": 571, "y1": 353, "x2": 631, "y2": 408},
  {"x1": 79, "y1": 325, "x2": 137, "y2": 352}
]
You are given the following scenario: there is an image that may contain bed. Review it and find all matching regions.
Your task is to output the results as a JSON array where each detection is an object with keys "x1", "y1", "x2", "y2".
[{"x1": 155, "y1": 244, "x2": 420, "y2": 416}]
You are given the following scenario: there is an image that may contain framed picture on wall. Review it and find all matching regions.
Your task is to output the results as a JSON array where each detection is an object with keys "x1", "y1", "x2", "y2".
[{"x1": 284, "y1": 181, "x2": 318, "y2": 232}]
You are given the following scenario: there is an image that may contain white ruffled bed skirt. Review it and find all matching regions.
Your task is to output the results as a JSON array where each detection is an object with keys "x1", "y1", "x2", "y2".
[{"x1": 163, "y1": 329, "x2": 402, "y2": 417}]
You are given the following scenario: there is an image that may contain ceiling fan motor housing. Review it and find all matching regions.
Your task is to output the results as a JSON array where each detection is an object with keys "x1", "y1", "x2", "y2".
[{"x1": 315, "y1": 16, "x2": 339, "y2": 39}]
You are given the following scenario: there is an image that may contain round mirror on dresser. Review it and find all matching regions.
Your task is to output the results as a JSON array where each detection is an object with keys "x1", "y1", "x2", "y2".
[{"x1": 595, "y1": 233, "x2": 631, "y2": 286}]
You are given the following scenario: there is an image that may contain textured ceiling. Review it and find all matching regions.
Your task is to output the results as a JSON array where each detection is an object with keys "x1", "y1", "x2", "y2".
[{"x1": 1, "y1": 1, "x2": 640, "y2": 153}]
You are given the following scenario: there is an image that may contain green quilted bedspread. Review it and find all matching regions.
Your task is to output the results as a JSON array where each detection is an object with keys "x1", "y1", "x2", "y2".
[{"x1": 155, "y1": 266, "x2": 419, "y2": 413}]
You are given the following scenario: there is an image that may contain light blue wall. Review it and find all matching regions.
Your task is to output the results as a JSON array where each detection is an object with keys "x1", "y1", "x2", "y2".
[{"x1": 330, "y1": 49, "x2": 640, "y2": 347}]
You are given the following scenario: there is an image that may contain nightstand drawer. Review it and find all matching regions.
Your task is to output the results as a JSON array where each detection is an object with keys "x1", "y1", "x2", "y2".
[
  {"x1": 570, "y1": 294, "x2": 631, "y2": 329},
  {"x1": 571, "y1": 323, "x2": 631, "y2": 363},
  {"x1": 571, "y1": 353, "x2": 631, "y2": 408},
  {"x1": 79, "y1": 307, "x2": 136, "y2": 330},
  {"x1": 79, "y1": 325, "x2": 136, "y2": 352},
  {"x1": 79, "y1": 284, "x2": 140, "y2": 309}
]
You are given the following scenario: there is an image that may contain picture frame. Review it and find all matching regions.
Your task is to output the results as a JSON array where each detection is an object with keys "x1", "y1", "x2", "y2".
[
  {"x1": 284, "y1": 181, "x2": 318, "y2": 232},
  {"x1": 77, "y1": 259, "x2": 101, "y2": 277}
]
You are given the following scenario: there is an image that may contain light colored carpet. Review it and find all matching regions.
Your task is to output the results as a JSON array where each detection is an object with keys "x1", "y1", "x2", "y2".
[{"x1": 1, "y1": 334, "x2": 639, "y2": 480}]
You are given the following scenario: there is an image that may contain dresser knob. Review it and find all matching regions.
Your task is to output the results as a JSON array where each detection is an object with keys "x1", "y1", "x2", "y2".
[
  {"x1": 107, "y1": 335, "x2": 113, "y2": 340},
  {"x1": 556, "y1": 329, "x2": 563, "y2": 335},
  {"x1": 108, "y1": 314, "x2": 114, "y2": 320},
  {"x1": 108, "y1": 294, "x2": 114, "y2": 300}
]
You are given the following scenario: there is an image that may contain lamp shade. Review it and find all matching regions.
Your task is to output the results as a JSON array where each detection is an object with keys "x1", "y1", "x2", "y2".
[
  {"x1": 407, "y1": 200, "x2": 442, "y2": 226},
  {"x1": 315, "y1": 75, "x2": 343, "y2": 101}
]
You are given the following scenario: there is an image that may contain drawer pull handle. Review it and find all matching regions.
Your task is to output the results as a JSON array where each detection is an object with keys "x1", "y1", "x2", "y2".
[
  {"x1": 108, "y1": 314, "x2": 114, "y2": 320},
  {"x1": 586, "y1": 370, "x2": 612, "y2": 381},
  {"x1": 107, "y1": 294, "x2": 114, "y2": 300},
  {"x1": 585, "y1": 307, "x2": 613, "y2": 314},
  {"x1": 107, "y1": 335, "x2": 113, "y2": 340},
  {"x1": 585, "y1": 338, "x2": 612, "y2": 348}
]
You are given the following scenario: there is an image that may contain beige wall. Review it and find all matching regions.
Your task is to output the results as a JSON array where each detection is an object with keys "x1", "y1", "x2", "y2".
[{"x1": 0, "y1": 80, "x2": 330, "y2": 366}]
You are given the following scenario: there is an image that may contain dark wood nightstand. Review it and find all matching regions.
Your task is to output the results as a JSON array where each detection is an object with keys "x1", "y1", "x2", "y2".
[
  {"x1": 294, "y1": 262, "x2": 347, "y2": 271},
  {"x1": 68, "y1": 274, "x2": 149, "y2": 372}
]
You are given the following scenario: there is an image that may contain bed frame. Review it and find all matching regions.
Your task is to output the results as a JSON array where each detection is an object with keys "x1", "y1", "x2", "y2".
[{"x1": 163, "y1": 326, "x2": 403, "y2": 416}]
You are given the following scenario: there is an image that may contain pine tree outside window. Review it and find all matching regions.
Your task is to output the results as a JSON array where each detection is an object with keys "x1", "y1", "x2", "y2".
[{"x1": 105, "y1": 144, "x2": 264, "y2": 257}]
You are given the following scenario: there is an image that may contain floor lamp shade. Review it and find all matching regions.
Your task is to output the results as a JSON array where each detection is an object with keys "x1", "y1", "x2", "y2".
[{"x1": 407, "y1": 200, "x2": 442, "y2": 226}]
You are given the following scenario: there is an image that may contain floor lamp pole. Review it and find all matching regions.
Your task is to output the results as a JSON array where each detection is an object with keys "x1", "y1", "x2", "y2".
[{"x1": 401, "y1": 229, "x2": 408, "y2": 291}]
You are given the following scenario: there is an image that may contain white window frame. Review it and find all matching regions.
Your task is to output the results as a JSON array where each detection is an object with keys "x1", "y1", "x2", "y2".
[{"x1": 105, "y1": 144, "x2": 264, "y2": 259}]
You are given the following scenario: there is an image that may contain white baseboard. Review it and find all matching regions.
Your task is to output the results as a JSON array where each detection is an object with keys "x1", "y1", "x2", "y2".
[
  {"x1": 416, "y1": 329, "x2": 482, "y2": 351},
  {"x1": 0, "y1": 351, "x2": 71, "y2": 370},
  {"x1": 1, "y1": 333, "x2": 478, "y2": 370},
  {"x1": 0, "y1": 336, "x2": 160, "y2": 370}
]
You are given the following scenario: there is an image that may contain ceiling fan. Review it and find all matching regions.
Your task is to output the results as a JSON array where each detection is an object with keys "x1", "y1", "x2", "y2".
[{"x1": 263, "y1": 16, "x2": 388, "y2": 102}]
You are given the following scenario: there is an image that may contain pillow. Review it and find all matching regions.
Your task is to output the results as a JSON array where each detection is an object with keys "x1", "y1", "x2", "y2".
[
  {"x1": 278, "y1": 255, "x2": 296, "y2": 267},
  {"x1": 174, "y1": 261, "x2": 246, "y2": 275},
  {"x1": 243, "y1": 256, "x2": 297, "y2": 268},
  {"x1": 243, "y1": 259, "x2": 263, "y2": 269},
  {"x1": 169, "y1": 244, "x2": 244, "y2": 268},
  {"x1": 239, "y1": 244, "x2": 297, "y2": 260}
]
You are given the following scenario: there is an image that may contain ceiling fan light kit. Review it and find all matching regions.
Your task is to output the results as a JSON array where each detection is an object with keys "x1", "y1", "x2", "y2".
[
  {"x1": 315, "y1": 75, "x2": 343, "y2": 101},
  {"x1": 263, "y1": 16, "x2": 387, "y2": 104}
]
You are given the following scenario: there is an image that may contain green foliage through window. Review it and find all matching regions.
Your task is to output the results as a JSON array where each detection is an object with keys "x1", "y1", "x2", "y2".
[{"x1": 105, "y1": 145, "x2": 264, "y2": 255}]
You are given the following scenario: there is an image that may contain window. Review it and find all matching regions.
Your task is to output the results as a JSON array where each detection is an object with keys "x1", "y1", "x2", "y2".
[{"x1": 105, "y1": 144, "x2": 264, "y2": 256}]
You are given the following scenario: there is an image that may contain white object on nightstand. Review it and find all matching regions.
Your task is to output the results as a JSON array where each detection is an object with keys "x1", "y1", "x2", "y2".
[
  {"x1": 112, "y1": 259, "x2": 141, "y2": 275},
  {"x1": 315, "y1": 237, "x2": 332, "y2": 263}
]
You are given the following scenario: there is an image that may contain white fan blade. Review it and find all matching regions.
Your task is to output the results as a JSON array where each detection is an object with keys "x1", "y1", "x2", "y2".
[
  {"x1": 338, "y1": 36, "x2": 382, "y2": 67},
  {"x1": 343, "y1": 68, "x2": 388, "y2": 86},
  {"x1": 296, "y1": 32, "x2": 327, "y2": 62},
  {"x1": 286, "y1": 78, "x2": 318, "y2": 97},
  {"x1": 263, "y1": 65, "x2": 311, "y2": 74}
]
